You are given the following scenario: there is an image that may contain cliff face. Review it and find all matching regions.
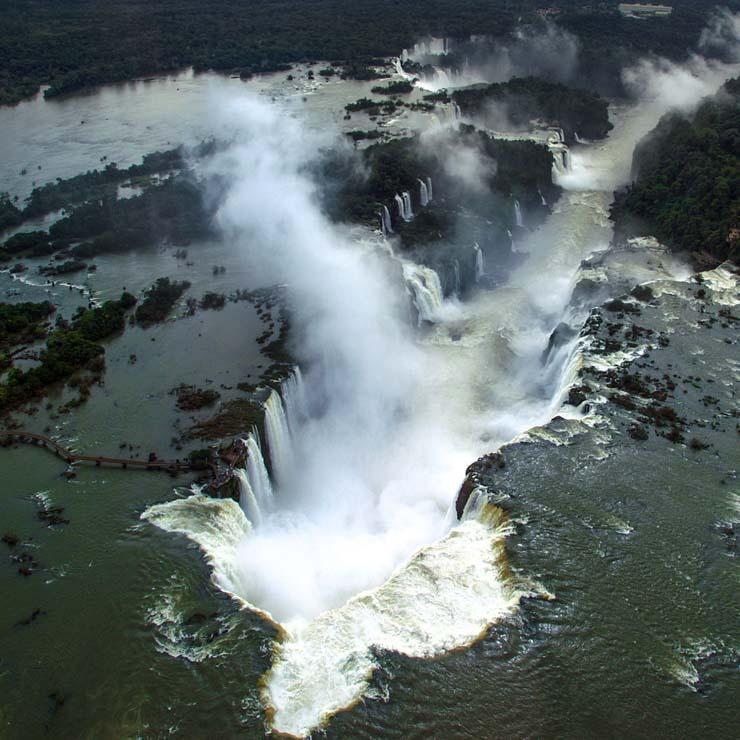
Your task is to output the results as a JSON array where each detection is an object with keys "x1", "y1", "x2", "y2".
[
  {"x1": 611, "y1": 76, "x2": 740, "y2": 269},
  {"x1": 454, "y1": 258, "x2": 738, "y2": 729}
]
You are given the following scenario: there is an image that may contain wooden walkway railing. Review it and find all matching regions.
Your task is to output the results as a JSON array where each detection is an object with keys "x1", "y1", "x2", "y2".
[{"x1": 0, "y1": 431, "x2": 195, "y2": 473}]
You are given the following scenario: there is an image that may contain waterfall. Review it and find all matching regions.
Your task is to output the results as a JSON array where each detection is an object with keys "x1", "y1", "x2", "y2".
[
  {"x1": 395, "y1": 194, "x2": 405, "y2": 222},
  {"x1": 264, "y1": 388, "x2": 294, "y2": 486},
  {"x1": 402, "y1": 191, "x2": 414, "y2": 221},
  {"x1": 401, "y1": 261, "x2": 444, "y2": 324},
  {"x1": 235, "y1": 468, "x2": 262, "y2": 527},
  {"x1": 538, "y1": 188, "x2": 547, "y2": 207},
  {"x1": 514, "y1": 200, "x2": 523, "y2": 228},
  {"x1": 382, "y1": 205, "x2": 394, "y2": 234},
  {"x1": 453, "y1": 260, "x2": 461, "y2": 295},
  {"x1": 244, "y1": 433, "x2": 273, "y2": 507},
  {"x1": 281, "y1": 366, "x2": 307, "y2": 436},
  {"x1": 426, "y1": 176, "x2": 433, "y2": 202},
  {"x1": 559, "y1": 128, "x2": 565, "y2": 143},
  {"x1": 418, "y1": 179, "x2": 429, "y2": 207},
  {"x1": 452, "y1": 102, "x2": 462, "y2": 120},
  {"x1": 562, "y1": 150, "x2": 570, "y2": 171},
  {"x1": 474, "y1": 243, "x2": 485, "y2": 282}
]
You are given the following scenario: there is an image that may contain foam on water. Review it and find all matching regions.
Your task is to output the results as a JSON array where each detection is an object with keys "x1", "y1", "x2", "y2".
[{"x1": 263, "y1": 502, "x2": 521, "y2": 736}]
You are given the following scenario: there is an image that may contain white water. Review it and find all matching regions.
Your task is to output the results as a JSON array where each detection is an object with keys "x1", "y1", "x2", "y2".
[
  {"x1": 513, "y1": 199, "x2": 523, "y2": 228},
  {"x1": 263, "y1": 388, "x2": 294, "y2": 488},
  {"x1": 394, "y1": 193, "x2": 405, "y2": 222},
  {"x1": 401, "y1": 261, "x2": 445, "y2": 323},
  {"x1": 402, "y1": 191, "x2": 414, "y2": 220},
  {"x1": 426, "y1": 176, "x2": 433, "y2": 201},
  {"x1": 474, "y1": 243, "x2": 485, "y2": 281},
  {"x1": 380, "y1": 204, "x2": 394, "y2": 234},
  {"x1": 418, "y1": 178, "x2": 429, "y2": 207}
]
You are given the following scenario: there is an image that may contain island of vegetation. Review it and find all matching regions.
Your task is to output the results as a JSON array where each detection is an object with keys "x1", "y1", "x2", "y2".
[{"x1": 452, "y1": 77, "x2": 612, "y2": 143}]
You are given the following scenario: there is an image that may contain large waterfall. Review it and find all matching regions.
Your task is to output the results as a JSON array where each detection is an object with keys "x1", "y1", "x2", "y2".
[
  {"x1": 233, "y1": 370, "x2": 307, "y2": 528},
  {"x1": 401, "y1": 261, "x2": 444, "y2": 323},
  {"x1": 418, "y1": 179, "x2": 430, "y2": 207}
]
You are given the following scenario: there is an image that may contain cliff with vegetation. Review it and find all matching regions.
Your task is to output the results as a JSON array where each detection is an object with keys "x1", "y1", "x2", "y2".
[
  {"x1": 452, "y1": 77, "x2": 612, "y2": 143},
  {"x1": 611, "y1": 77, "x2": 740, "y2": 268}
]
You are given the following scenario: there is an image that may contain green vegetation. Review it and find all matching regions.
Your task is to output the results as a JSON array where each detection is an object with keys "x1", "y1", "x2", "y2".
[
  {"x1": 611, "y1": 77, "x2": 740, "y2": 267},
  {"x1": 3, "y1": 231, "x2": 49, "y2": 255},
  {"x1": 325, "y1": 124, "x2": 556, "y2": 246},
  {"x1": 452, "y1": 77, "x2": 612, "y2": 142},
  {"x1": 71, "y1": 293, "x2": 135, "y2": 342},
  {"x1": 0, "y1": 301, "x2": 55, "y2": 351},
  {"x1": 0, "y1": 292, "x2": 136, "y2": 413},
  {"x1": 371, "y1": 81, "x2": 414, "y2": 95},
  {"x1": 23, "y1": 148, "x2": 183, "y2": 218},
  {"x1": 0, "y1": 1, "x2": 734, "y2": 105},
  {"x1": 50, "y1": 176, "x2": 210, "y2": 259},
  {"x1": 135, "y1": 278, "x2": 191, "y2": 325},
  {"x1": 0, "y1": 193, "x2": 22, "y2": 230},
  {"x1": 345, "y1": 98, "x2": 383, "y2": 113}
]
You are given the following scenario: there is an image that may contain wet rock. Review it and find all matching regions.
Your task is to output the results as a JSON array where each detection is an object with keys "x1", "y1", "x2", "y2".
[
  {"x1": 2, "y1": 533, "x2": 19, "y2": 547},
  {"x1": 628, "y1": 424, "x2": 648, "y2": 441}
]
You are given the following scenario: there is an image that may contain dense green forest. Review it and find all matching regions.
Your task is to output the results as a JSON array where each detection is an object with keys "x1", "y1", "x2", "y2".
[
  {"x1": 0, "y1": 0, "x2": 736, "y2": 105},
  {"x1": 452, "y1": 77, "x2": 612, "y2": 142},
  {"x1": 611, "y1": 77, "x2": 740, "y2": 268}
]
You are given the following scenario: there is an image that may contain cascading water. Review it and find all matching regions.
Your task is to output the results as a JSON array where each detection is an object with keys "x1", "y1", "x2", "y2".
[
  {"x1": 538, "y1": 188, "x2": 547, "y2": 207},
  {"x1": 401, "y1": 261, "x2": 444, "y2": 323},
  {"x1": 235, "y1": 468, "x2": 263, "y2": 527},
  {"x1": 263, "y1": 388, "x2": 294, "y2": 487},
  {"x1": 426, "y1": 176, "x2": 433, "y2": 201},
  {"x1": 514, "y1": 200, "x2": 523, "y2": 228},
  {"x1": 453, "y1": 102, "x2": 462, "y2": 120},
  {"x1": 402, "y1": 191, "x2": 414, "y2": 221},
  {"x1": 395, "y1": 193, "x2": 405, "y2": 222},
  {"x1": 418, "y1": 179, "x2": 429, "y2": 207},
  {"x1": 381, "y1": 205, "x2": 394, "y2": 234},
  {"x1": 474, "y1": 243, "x2": 485, "y2": 282},
  {"x1": 244, "y1": 433, "x2": 273, "y2": 509},
  {"x1": 453, "y1": 260, "x2": 461, "y2": 295}
]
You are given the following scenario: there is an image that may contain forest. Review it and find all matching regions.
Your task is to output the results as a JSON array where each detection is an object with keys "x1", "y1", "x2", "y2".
[
  {"x1": 611, "y1": 77, "x2": 740, "y2": 267},
  {"x1": 0, "y1": 0, "x2": 736, "y2": 105}
]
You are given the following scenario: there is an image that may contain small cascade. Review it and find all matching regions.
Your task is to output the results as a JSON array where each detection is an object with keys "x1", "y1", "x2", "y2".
[
  {"x1": 426, "y1": 176, "x2": 433, "y2": 202},
  {"x1": 474, "y1": 243, "x2": 485, "y2": 282},
  {"x1": 418, "y1": 179, "x2": 429, "y2": 207},
  {"x1": 402, "y1": 191, "x2": 414, "y2": 221},
  {"x1": 395, "y1": 194, "x2": 406, "y2": 222},
  {"x1": 452, "y1": 102, "x2": 462, "y2": 120},
  {"x1": 264, "y1": 389, "x2": 294, "y2": 486},
  {"x1": 381, "y1": 205, "x2": 394, "y2": 234},
  {"x1": 559, "y1": 128, "x2": 565, "y2": 143},
  {"x1": 235, "y1": 468, "x2": 262, "y2": 527},
  {"x1": 402, "y1": 261, "x2": 444, "y2": 324},
  {"x1": 244, "y1": 433, "x2": 273, "y2": 507},
  {"x1": 453, "y1": 260, "x2": 461, "y2": 295},
  {"x1": 538, "y1": 188, "x2": 547, "y2": 207},
  {"x1": 514, "y1": 200, "x2": 523, "y2": 228}
]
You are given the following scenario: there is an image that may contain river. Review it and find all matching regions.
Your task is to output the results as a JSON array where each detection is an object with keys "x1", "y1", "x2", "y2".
[{"x1": 0, "y1": 56, "x2": 738, "y2": 739}]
